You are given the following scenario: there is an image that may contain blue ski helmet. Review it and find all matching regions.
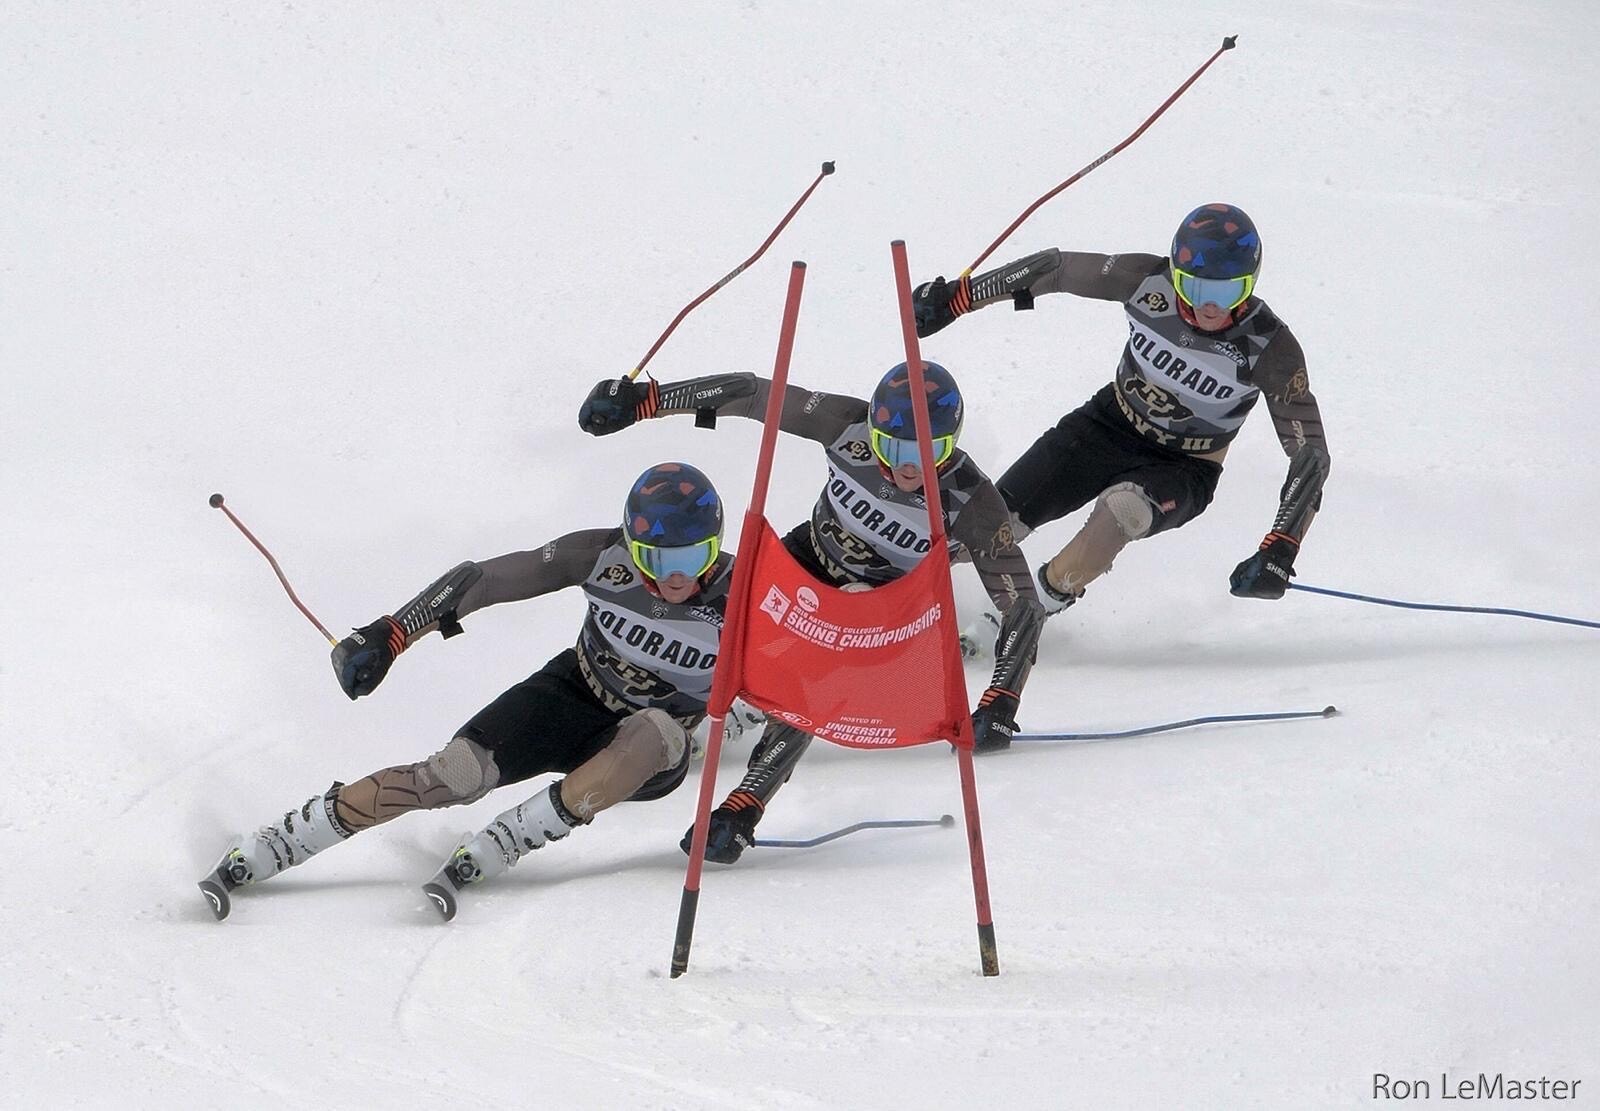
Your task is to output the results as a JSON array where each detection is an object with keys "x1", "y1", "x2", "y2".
[
  {"x1": 624, "y1": 462, "x2": 723, "y2": 550},
  {"x1": 1171, "y1": 203, "x2": 1261, "y2": 280},
  {"x1": 868, "y1": 361, "x2": 964, "y2": 471}
]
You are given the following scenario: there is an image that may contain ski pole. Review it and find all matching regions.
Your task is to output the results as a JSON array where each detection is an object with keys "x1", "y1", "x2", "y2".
[
  {"x1": 628, "y1": 160, "x2": 835, "y2": 381},
  {"x1": 209, "y1": 493, "x2": 337, "y2": 646},
  {"x1": 1015, "y1": 706, "x2": 1338, "y2": 743},
  {"x1": 962, "y1": 36, "x2": 1237, "y2": 277},
  {"x1": 754, "y1": 815, "x2": 955, "y2": 849},
  {"x1": 1288, "y1": 583, "x2": 1600, "y2": 631}
]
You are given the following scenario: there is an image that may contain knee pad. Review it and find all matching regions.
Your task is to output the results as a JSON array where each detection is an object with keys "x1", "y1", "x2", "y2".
[
  {"x1": 426, "y1": 735, "x2": 500, "y2": 804},
  {"x1": 1096, "y1": 482, "x2": 1156, "y2": 540}
]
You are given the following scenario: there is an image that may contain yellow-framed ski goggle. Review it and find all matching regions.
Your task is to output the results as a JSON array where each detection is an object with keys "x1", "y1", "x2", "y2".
[
  {"x1": 1171, "y1": 265, "x2": 1256, "y2": 311},
  {"x1": 869, "y1": 427, "x2": 956, "y2": 471},
  {"x1": 627, "y1": 536, "x2": 720, "y2": 581}
]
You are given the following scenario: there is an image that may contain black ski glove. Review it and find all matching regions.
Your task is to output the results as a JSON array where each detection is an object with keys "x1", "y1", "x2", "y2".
[
  {"x1": 331, "y1": 616, "x2": 407, "y2": 699},
  {"x1": 1229, "y1": 532, "x2": 1299, "y2": 600},
  {"x1": 969, "y1": 686, "x2": 1020, "y2": 754},
  {"x1": 680, "y1": 801, "x2": 761, "y2": 864},
  {"x1": 911, "y1": 275, "x2": 973, "y2": 338},
  {"x1": 577, "y1": 377, "x2": 659, "y2": 436}
]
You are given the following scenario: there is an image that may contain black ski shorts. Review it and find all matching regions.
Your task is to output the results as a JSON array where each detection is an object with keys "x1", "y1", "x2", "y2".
[
  {"x1": 456, "y1": 649, "x2": 689, "y2": 802},
  {"x1": 997, "y1": 384, "x2": 1223, "y2": 536}
]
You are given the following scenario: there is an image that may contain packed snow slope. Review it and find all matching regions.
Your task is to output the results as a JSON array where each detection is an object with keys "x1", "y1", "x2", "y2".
[{"x1": 3, "y1": 3, "x2": 1596, "y2": 1108}]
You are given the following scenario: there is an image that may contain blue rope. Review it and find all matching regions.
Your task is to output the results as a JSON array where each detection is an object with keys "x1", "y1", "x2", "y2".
[
  {"x1": 1289, "y1": 583, "x2": 1600, "y2": 630},
  {"x1": 1015, "y1": 706, "x2": 1338, "y2": 743}
]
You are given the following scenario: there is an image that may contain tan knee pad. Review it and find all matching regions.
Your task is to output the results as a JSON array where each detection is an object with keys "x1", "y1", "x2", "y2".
[
  {"x1": 333, "y1": 736, "x2": 500, "y2": 831},
  {"x1": 562, "y1": 709, "x2": 688, "y2": 822}
]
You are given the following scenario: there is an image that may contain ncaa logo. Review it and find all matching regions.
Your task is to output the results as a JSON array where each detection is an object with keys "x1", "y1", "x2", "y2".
[
  {"x1": 775, "y1": 710, "x2": 813, "y2": 727},
  {"x1": 796, "y1": 586, "x2": 820, "y2": 614}
]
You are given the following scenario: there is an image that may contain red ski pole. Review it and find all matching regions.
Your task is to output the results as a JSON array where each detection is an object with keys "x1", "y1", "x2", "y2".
[
  {"x1": 627, "y1": 161, "x2": 834, "y2": 382},
  {"x1": 962, "y1": 35, "x2": 1237, "y2": 277},
  {"x1": 209, "y1": 493, "x2": 337, "y2": 646}
]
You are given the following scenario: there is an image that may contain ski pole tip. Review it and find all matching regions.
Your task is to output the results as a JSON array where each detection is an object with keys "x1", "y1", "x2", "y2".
[
  {"x1": 1222, "y1": 34, "x2": 1238, "y2": 50},
  {"x1": 209, "y1": 493, "x2": 225, "y2": 508},
  {"x1": 821, "y1": 160, "x2": 836, "y2": 175},
  {"x1": 1321, "y1": 705, "x2": 1339, "y2": 717},
  {"x1": 939, "y1": 813, "x2": 956, "y2": 827}
]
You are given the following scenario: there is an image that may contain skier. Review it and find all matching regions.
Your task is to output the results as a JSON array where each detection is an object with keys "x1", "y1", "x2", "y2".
[
  {"x1": 910, "y1": 203, "x2": 1330, "y2": 611},
  {"x1": 576, "y1": 360, "x2": 1046, "y2": 863},
  {"x1": 199, "y1": 462, "x2": 733, "y2": 921}
]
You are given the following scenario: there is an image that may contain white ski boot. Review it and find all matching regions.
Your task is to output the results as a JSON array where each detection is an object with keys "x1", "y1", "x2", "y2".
[
  {"x1": 422, "y1": 781, "x2": 576, "y2": 920},
  {"x1": 198, "y1": 788, "x2": 351, "y2": 920}
]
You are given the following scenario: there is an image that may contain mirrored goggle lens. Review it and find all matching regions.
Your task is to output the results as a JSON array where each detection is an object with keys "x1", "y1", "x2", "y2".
[
  {"x1": 628, "y1": 537, "x2": 719, "y2": 581},
  {"x1": 1172, "y1": 267, "x2": 1254, "y2": 310},
  {"x1": 870, "y1": 428, "x2": 955, "y2": 470}
]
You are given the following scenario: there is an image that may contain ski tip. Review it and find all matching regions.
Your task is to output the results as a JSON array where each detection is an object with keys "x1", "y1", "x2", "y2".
[
  {"x1": 197, "y1": 878, "x2": 231, "y2": 921},
  {"x1": 821, "y1": 160, "x2": 836, "y2": 175},
  {"x1": 1321, "y1": 705, "x2": 1340, "y2": 717},
  {"x1": 208, "y1": 492, "x2": 224, "y2": 508},
  {"x1": 939, "y1": 814, "x2": 956, "y2": 828},
  {"x1": 422, "y1": 882, "x2": 457, "y2": 922}
]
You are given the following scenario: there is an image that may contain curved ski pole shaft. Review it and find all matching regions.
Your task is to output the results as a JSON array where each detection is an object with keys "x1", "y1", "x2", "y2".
[
  {"x1": 209, "y1": 493, "x2": 337, "y2": 646},
  {"x1": 1015, "y1": 706, "x2": 1339, "y2": 743},
  {"x1": 1288, "y1": 583, "x2": 1600, "y2": 630},
  {"x1": 964, "y1": 36, "x2": 1237, "y2": 276},
  {"x1": 629, "y1": 161, "x2": 835, "y2": 381},
  {"x1": 754, "y1": 815, "x2": 955, "y2": 849}
]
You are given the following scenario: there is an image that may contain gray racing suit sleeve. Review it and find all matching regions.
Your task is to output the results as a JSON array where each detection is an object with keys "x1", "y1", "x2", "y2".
[
  {"x1": 391, "y1": 528, "x2": 616, "y2": 646},
  {"x1": 967, "y1": 249, "x2": 1163, "y2": 309},
  {"x1": 1250, "y1": 328, "x2": 1331, "y2": 541},
  {"x1": 654, "y1": 373, "x2": 866, "y2": 445}
]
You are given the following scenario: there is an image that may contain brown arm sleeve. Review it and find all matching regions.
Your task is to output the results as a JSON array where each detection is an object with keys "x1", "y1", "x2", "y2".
[{"x1": 654, "y1": 372, "x2": 865, "y2": 445}]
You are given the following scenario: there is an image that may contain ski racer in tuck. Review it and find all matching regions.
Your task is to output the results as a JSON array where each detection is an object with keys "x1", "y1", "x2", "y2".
[
  {"x1": 577, "y1": 361, "x2": 1047, "y2": 864},
  {"x1": 911, "y1": 203, "x2": 1331, "y2": 612},
  {"x1": 199, "y1": 462, "x2": 733, "y2": 921}
]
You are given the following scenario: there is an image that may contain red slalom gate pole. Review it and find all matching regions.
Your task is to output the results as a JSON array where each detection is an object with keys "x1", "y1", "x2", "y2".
[
  {"x1": 671, "y1": 260, "x2": 808, "y2": 979},
  {"x1": 209, "y1": 493, "x2": 337, "y2": 646},
  {"x1": 889, "y1": 240, "x2": 999, "y2": 977},
  {"x1": 963, "y1": 36, "x2": 1237, "y2": 277},
  {"x1": 629, "y1": 163, "x2": 834, "y2": 382}
]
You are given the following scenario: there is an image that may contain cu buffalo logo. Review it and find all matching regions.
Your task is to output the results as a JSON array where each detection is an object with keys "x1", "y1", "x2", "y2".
[
  {"x1": 1137, "y1": 291, "x2": 1170, "y2": 312},
  {"x1": 598, "y1": 563, "x2": 635, "y2": 587},
  {"x1": 1122, "y1": 378, "x2": 1193, "y2": 421},
  {"x1": 844, "y1": 439, "x2": 873, "y2": 463}
]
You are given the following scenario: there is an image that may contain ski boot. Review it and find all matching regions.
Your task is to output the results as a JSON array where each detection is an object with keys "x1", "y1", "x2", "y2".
[
  {"x1": 197, "y1": 787, "x2": 351, "y2": 920},
  {"x1": 422, "y1": 781, "x2": 576, "y2": 920}
]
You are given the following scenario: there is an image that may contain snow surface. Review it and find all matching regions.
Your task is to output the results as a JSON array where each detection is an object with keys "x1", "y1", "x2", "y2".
[{"x1": 3, "y1": 3, "x2": 1597, "y2": 1107}]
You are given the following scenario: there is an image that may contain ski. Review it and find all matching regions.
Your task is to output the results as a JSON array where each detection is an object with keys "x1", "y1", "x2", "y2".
[
  {"x1": 421, "y1": 876, "x2": 458, "y2": 922},
  {"x1": 197, "y1": 874, "x2": 233, "y2": 921}
]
